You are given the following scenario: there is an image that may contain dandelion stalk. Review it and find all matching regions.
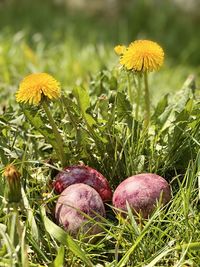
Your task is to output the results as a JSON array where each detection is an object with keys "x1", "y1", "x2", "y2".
[
  {"x1": 127, "y1": 72, "x2": 134, "y2": 104},
  {"x1": 144, "y1": 72, "x2": 150, "y2": 128},
  {"x1": 41, "y1": 100, "x2": 66, "y2": 167},
  {"x1": 135, "y1": 74, "x2": 142, "y2": 121}
]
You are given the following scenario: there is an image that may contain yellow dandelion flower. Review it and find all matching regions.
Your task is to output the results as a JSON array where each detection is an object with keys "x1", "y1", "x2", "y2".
[
  {"x1": 16, "y1": 73, "x2": 61, "y2": 105},
  {"x1": 120, "y1": 40, "x2": 164, "y2": 72},
  {"x1": 114, "y1": 45, "x2": 127, "y2": 56}
]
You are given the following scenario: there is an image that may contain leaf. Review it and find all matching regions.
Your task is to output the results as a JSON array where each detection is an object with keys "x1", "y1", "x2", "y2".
[
  {"x1": 152, "y1": 94, "x2": 169, "y2": 120},
  {"x1": 0, "y1": 224, "x2": 6, "y2": 233},
  {"x1": 0, "y1": 224, "x2": 17, "y2": 264},
  {"x1": 20, "y1": 226, "x2": 29, "y2": 267},
  {"x1": 144, "y1": 247, "x2": 173, "y2": 267},
  {"x1": 174, "y1": 87, "x2": 192, "y2": 113},
  {"x1": 197, "y1": 153, "x2": 200, "y2": 200},
  {"x1": 116, "y1": 92, "x2": 132, "y2": 121},
  {"x1": 21, "y1": 187, "x2": 39, "y2": 242},
  {"x1": 116, "y1": 209, "x2": 161, "y2": 267},
  {"x1": 145, "y1": 242, "x2": 200, "y2": 267},
  {"x1": 51, "y1": 246, "x2": 65, "y2": 267},
  {"x1": 73, "y1": 86, "x2": 96, "y2": 127},
  {"x1": 126, "y1": 202, "x2": 140, "y2": 236},
  {"x1": 22, "y1": 106, "x2": 60, "y2": 156},
  {"x1": 73, "y1": 87, "x2": 108, "y2": 144},
  {"x1": 27, "y1": 235, "x2": 49, "y2": 263},
  {"x1": 97, "y1": 96, "x2": 109, "y2": 120},
  {"x1": 62, "y1": 96, "x2": 81, "y2": 129},
  {"x1": 40, "y1": 206, "x2": 94, "y2": 267}
]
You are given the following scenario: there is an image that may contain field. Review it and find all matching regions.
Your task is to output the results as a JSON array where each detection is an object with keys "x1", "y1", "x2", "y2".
[{"x1": 0, "y1": 0, "x2": 200, "y2": 266}]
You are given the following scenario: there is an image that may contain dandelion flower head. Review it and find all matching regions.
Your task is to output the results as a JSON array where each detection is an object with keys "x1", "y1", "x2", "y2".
[
  {"x1": 120, "y1": 40, "x2": 164, "y2": 72},
  {"x1": 16, "y1": 73, "x2": 61, "y2": 105},
  {"x1": 114, "y1": 45, "x2": 127, "y2": 56},
  {"x1": 3, "y1": 164, "x2": 21, "y2": 182}
]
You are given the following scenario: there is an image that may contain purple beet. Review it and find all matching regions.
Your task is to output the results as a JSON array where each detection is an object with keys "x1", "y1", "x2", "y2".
[
  {"x1": 53, "y1": 165, "x2": 112, "y2": 202},
  {"x1": 113, "y1": 173, "x2": 171, "y2": 218},
  {"x1": 55, "y1": 183, "x2": 106, "y2": 236}
]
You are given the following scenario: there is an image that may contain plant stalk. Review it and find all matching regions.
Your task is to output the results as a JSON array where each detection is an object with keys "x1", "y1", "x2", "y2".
[
  {"x1": 144, "y1": 72, "x2": 150, "y2": 128},
  {"x1": 41, "y1": 100, "x2": 66, "y2": 167},
  {"x1": 127, "y1": 72, "x2": 134, "y2": 104},
  {"x1": 135, "y1": 74, "x2": 142, "y2": 121}
]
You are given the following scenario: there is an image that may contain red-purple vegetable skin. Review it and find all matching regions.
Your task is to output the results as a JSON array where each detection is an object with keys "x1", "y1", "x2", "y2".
[
  {"x1": 113, "y1": 173, "x2": 171, "y2": 218},
  {"x1": 53, "y1": 165, "x2": 112, "y2": 202},
  {"x1": 55, "y1": 183, "x2": 106, "y2": 235}
]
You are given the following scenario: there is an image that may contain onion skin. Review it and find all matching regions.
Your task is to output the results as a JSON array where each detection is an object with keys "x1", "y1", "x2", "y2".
[
  {"x1": 112, "y1": 173, "x2": 171, "y2": 218},
  {"x1": 55, "y1": 183, "x2": 106, "y2": 236},
  {"x1": 53, "y1": 165, "x2": 112, "y2": 202}
]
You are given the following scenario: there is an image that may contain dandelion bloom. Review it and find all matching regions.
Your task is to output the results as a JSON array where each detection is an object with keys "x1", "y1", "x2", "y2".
[
  {"x1": 114, "y1": 45, "x2": 126, "y2": 56},
  {"x1": 16, "y1": 73, "x2": 61, "y2": 105},
  {"x1": 120, "y1": 40, "x2": 164, "y2": 72}
]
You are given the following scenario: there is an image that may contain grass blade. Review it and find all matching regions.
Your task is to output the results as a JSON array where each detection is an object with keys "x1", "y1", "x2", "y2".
[
  {"x1": 51, "y1": 245, "x2": 65, "y2": 267},
  {"x1": 40, "y1": 206, "x2": 94, "y2": 267}
]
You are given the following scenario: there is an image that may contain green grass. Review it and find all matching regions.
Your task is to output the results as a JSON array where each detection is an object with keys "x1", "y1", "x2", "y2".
[{"x1": 0, "y1": 0, "x2": 200, "y2": 266}]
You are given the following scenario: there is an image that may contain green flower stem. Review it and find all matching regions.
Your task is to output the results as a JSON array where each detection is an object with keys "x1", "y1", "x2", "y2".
[
  {"x1": 144, "y1": 71, "x2": 150, "y2": 128},
  {"x1": 135, "y1": 74, "x2": 142, "y2": 121},
  {"x1": 42, "y1": 100, "x2": 66, "y2": 167},
  {"x1": 127, "y1": 72, "x2": 134, "y2": 104}
]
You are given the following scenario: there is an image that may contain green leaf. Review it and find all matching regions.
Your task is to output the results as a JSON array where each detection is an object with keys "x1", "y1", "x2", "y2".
[
  {"x1": 97, "y1": 96, "x2": 109, "y2": 120},
  {"x1": 73, "y1": 86, "x2": 96, "y2": 127},
  {"x1": 51, "y1": 246, "x2": 65, "y2": 267},
  {"x1": 174, "y1": 87, "x2": 192, "y2": 113},
  {"x1": 21, "y1": 106, "x2": 60, "y2": 156},
  {"x1": 144, "y1": 246, "x2": 174, "y2": 267},
  {"x1": 116, "y1": 210, "x2": 161, "y2": 267},
  {"x1": 21, "y1": 226, "x2": 29, "y2": 267},
  {"x1": 116, "y1": 92, "x2": 132, "y2": 121},
  {"x1": 153, "y1": 94, "x2": 169, "y2": 120},
  {"x1": 40, "y1": 206, "x2": 94, "y2": 267},
  {"x1": 145, "y1": 242, "x2": 200, "y2": 267},
  {"x1": 21, "y1": 187, "x2": 39, "y2": 242},
  {"x1": 62, "y1": 96, "x2": 81, "y2": 129},
  {"x1": 73, "y1": 87, "x2": 107, "y2": 145}
]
